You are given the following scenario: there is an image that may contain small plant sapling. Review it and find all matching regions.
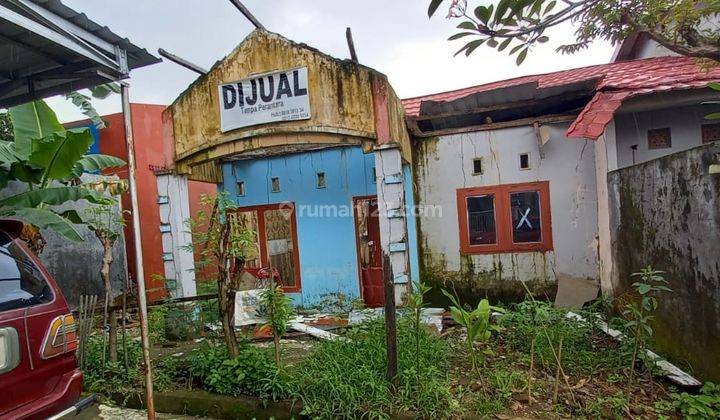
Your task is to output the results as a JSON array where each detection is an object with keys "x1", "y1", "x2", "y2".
[
  {"x1": 186, "y1": 193, "x2": 257, "y2": 357},
  {"x1": 620, "y1": 266, "x2": 672, "y2": 381},
  {"x1": 442, "y1": 289, "x2": 505, "y2": 372},
  {"x1": 407, "y1": 281, "x2": 431, "y2": 372},
  {"x1": 259, "y1": 278, "x2": 294, "y2": 366},
  {"x1": 84, "y1": 198, "x2": 127, "y2": 363}
]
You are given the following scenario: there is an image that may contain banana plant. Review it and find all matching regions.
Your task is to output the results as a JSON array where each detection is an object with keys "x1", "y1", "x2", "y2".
[
  {"x1": 442, "y1": 289, "x2": 505, "y2": 372},
  {"x1": 0, "y1": 99, "x2": 125, "y2": 241}
]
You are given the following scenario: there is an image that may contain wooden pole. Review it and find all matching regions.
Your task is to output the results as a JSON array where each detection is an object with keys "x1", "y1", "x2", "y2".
[
  {"x1": 346, "y1": 27, "x2": 358, "y2": 62},
  {"x1": 157, "y1": 48, "x2": 207, "y2": 75},
  {"x1": 382, "y1": 253, "x2": 398, "y2": 386},
  {"x1": 228, "y1": 0, "x2": 266, "y2": 30},
  {"x1": 121, "y1": 83, "x2": 155, "y2": 420}
]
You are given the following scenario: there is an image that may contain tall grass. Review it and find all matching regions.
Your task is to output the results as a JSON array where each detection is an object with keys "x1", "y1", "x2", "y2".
[{"x1": 293, "y1": 316, "x2": 454, "y2": 418}]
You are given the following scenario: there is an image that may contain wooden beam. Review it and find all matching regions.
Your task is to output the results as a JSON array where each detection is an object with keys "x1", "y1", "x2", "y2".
[
  {"x1": 408, "y1": 113, "x2": 579, "y2": 138},
  {"x1": 158, "y1": 48, "x2": 207, "y2": 75},
  {"x1": 346, "y1": 27, "x2": 358, "y2": 62},
  {"x1": 227, "y1": 0, "x2": 266, "y2": 30}
]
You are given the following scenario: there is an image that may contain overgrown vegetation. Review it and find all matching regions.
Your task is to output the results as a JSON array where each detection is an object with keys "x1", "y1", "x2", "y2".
[
  {"x1": 443, "y1": 288, "x2": 505, "y2": 371},
  {"x1": 187, "y1": 343, "x2": 294, "y2": 405},
  {"x1": 187, "y1": 193, "x2": 257, "y2": 357},
  {"x1": 293, "y1": 317, "x2": 454, "y2": 418},
  {"x1": 671, "y1": 382, "x2": 720, "y2": 419},
  {"x1": 618, "y1": 266, "x2": 672, "y2": 382},
  {"x1": 85, "y1": 264, "x2": 707, "y2": 419},
  {"x1": 259, "y1": 279, "x2": 294, "y2": 366}
]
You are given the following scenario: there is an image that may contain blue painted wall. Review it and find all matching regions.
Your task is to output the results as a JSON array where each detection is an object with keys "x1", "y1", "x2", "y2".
[
  {"x1": 221, "y1": 146, "x2": 377, "y2": 307},
  {"x1": 404, "y1": 164, "x2": 420, "y2": 283}
]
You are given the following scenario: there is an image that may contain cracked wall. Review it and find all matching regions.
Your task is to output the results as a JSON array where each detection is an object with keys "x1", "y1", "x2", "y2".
[
  {"x1": 413, "y1": 123, "x2": 599, "y2": 304},
  {"x1": 608, "y1": 141, "x2": 720, "y2": 381}
]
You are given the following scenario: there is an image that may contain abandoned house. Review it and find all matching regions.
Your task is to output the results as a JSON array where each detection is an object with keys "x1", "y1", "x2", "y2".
[
  {"x1": 157, "y1": 26, "x2": 719, "y2": 379},
  {"x1": 161, "y1": 30, "x2": 418, "y2": 308},
  {"x1": 403, "y1": 33, "x2": 720, "y2": 379}
]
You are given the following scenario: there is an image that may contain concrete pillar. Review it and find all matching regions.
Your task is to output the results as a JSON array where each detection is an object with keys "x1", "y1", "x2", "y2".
[
  {"x1": 374, "y1": 145, "x2": 410, "y2": 305},
  {"x1": 156, "y1": 173, "x2": 197, "y2": 298},
  {"x1": 594, "y1": 121, "x2": 618, "y2": 295}
]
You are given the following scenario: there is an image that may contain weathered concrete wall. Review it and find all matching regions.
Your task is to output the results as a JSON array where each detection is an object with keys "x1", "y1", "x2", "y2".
[
  {"x1": 221, "y1": 146, "x2": 377, "y2": 307},
  {"x1": 3, "y1": 178, "x2": 128, "y2": 309},
  {"x1": 413, "y1": 123, "x2": 599, "y2": 304},
  {"x1": 167, "y1": 30, "x2": 410, "y2": 178},
  {"x1": 615, "y1": 104, "x2": 710, "y2": 168},
  {"x1": 608, "y1": 141, "x2": 720, "y2": 381}
]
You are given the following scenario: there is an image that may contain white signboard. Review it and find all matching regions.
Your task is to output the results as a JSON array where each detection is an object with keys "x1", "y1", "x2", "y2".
[{"x1": 218, "y1": 67, "x2": 311, "y2": 132}]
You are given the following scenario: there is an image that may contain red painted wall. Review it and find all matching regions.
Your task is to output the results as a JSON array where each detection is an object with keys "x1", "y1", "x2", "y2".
[{"x1": 70, "y1": 104, "x2": 216, "y2": 302}]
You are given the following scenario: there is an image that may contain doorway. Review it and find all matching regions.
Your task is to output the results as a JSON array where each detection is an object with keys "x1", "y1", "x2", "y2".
[{"x1": 353, "y1": 196, "x2": 384, "y2": 307}]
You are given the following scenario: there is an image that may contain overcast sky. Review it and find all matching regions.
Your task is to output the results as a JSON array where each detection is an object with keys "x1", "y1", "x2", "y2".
[{"x1": 48, "y1": 0, "x2": 615, "y2": 122}]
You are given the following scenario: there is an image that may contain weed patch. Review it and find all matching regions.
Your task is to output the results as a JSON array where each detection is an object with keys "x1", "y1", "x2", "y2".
[{"x1": 293, "y1": 316, "x2": 454, "y2": 418}]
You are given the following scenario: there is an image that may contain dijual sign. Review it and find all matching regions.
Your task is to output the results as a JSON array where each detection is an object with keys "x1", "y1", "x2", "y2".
[{"x1": 218, "y1": 67, "x2": 311, "y2": 132}]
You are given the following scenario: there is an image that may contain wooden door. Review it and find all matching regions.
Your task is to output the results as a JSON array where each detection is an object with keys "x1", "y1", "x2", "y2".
[{"x1": 354, "y1": 197, "x2": 384, "y2": 307}]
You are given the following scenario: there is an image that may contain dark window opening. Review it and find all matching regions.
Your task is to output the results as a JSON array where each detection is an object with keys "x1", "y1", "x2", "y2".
[
  {"x1": 648, "y1": 128, "x2": 672, "y2": 149},
  {"x1": 271, "y1": 177, "x2": 280, "y2": 193},
  {"x1": 237, "y1": 181, "x2": 245, "y2": 196},
  {"x1": 472, "y1": 158, "x2": 483, "y2": 175},
  {"x1": 519, "y1": 153, "x2": 530, "y2": 170},
  {"x1": 467, "y1": 195, "x2": 496, "y2": 245},
  {"x1": 0, "y1": 232, "x2": 53, "y2": 311},
  {"x1": 702, "y1": 123, "x2": 720, "y2": 144},
  {"x1": 510, "y1": 191, "x2": 542, "y2": 243},
  {"x1": 316, "y1": 172, "x2": 326, "y2": 188}
]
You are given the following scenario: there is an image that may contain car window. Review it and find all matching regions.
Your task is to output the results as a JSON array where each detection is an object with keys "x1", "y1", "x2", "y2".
[{"x1": 0, "y1": 231, "x2": 53, "y2": 311}]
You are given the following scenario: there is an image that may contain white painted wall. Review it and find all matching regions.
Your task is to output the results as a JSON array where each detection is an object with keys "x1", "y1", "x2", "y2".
[
  {"x1": 614, "y1": 104, "x2": 712, "y2": 168},
  {"x1": 414, "y1": 123, "x2": 599, "y2": 285},
  {"x1": 634, "y1": 39, "x2": 675, "y2": 59},
  {"x1": 374, "y1": 146, "x2": 411, "y2": 304},
  {"x1": 156, "y1": 173, "x2": 197, "y2": 298}
]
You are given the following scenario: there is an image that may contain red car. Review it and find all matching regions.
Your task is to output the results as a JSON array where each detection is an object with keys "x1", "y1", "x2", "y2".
[{"x1": 0, "y1": 219, "x2": 94, "y2": 419}]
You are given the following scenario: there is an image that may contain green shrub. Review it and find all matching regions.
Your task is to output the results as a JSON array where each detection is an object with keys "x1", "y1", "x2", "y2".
[
  {"x1": 82, "y1": 335, "x2": 142, "y2": 394},
  {"x1": 500, "y1": 300, "x2": 624, "y2": 375},
  {"x1": 672, "y1": 382, "x2": 720, "y2": 419},
  {"x1": 293, "y1": 316, "x2": 454, "y2": 419},
  {"x1": 187, "y1": 343, "x2": 293, "y2": 404},
  {"x1": 148, "y1": 305, "x2": 168, "y2": 345},
  {"x1": 82, "y1": 334, "x2": 185, "y2": 395}
]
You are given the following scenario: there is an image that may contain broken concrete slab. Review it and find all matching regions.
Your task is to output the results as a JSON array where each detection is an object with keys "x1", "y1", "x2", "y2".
[{"x1": 554, "y1": 275, "x2": 599, "y2": 309}]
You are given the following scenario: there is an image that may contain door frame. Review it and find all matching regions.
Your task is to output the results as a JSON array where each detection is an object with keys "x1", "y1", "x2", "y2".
[
  {"x1": 352, "y1": 195, "x2": 382, "y2": 304},
  {"x1": 229, "y1": 202, "x2": 302, "y2": 293}
]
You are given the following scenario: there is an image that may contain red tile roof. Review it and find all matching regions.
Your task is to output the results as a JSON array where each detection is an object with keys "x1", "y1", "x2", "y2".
[{"x1": 402, "y1": 56, "x2": 720, "y2": 139}]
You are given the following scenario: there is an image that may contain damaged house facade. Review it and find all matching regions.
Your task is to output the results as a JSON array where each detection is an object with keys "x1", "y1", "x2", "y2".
[
  {"x1": 160, "y1": 28, "x2": 719, "y2": 379},
  {"x1": 162, "y1": 30, "x2": 418, "y2": 308}
]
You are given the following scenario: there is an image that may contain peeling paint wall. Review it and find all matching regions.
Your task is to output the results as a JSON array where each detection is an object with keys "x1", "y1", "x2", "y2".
[
  {"x1": 413, "y1": 123, "x2": 599, "y2": 304},
  {"x1": 221, "y1": 146, "x2": 376, "y2": 307},
  {"x1": 167, "y1": 30, "x2": 410, "y2": 176},
  {"x1": 608, "y1": 141, "x2": 720, "y2": 381}
]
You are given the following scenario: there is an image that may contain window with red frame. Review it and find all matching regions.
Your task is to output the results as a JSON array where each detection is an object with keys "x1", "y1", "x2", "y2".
[
  {"x1": 457, "y1": 181, "x2": 553, "y2": 254},
  {"x1": 229, "y1": 203, "x2": 301, "y2": 292}
]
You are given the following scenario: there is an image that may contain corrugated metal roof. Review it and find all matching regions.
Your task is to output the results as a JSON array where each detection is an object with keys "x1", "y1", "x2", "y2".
[
  {"x1": 27, "y1": 0, "x2": 159, "y2": 70},
  {"x1": 0, "y1": 0, "x2": 159, "y2": 107}
]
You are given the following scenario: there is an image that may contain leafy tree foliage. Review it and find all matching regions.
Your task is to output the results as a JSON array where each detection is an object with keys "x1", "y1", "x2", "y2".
[
  {"x1": 428, "y1": 0, "x2": 720, "y2": 64},
  {"x1": 0, "y1": 100, "x2": 125, "y2": 241}
]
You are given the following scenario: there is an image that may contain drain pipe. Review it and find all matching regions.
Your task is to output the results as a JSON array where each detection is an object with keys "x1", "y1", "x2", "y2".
[{"x1": 120, "y1": 82, "x2": 156, "y2": 420}]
